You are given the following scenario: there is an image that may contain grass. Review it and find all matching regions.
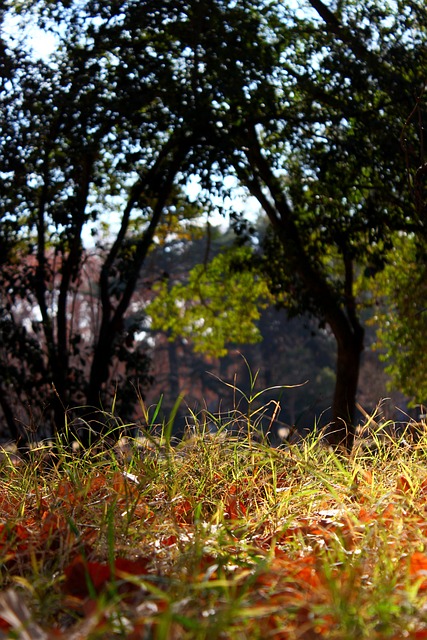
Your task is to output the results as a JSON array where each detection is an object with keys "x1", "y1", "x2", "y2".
[{"x1": 0, "y1": 399, "x2": 427, "y2": 638}]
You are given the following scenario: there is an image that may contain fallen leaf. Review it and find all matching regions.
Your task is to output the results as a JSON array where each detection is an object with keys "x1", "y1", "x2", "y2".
[
  {"x1": 410, "y1": 551, "x2": 427, "y2": 590},
  {"x1": 63, "y1": 555, "x2": 111, "y2": 598}
]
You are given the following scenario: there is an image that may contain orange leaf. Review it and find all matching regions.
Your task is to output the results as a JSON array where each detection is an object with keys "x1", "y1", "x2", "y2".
[
  {"x1": 379, "y1": 503, "x2": 395, "y2": 526},
  {"x1": 419, "y1": 478, "x2": 427, "y2": 496},
  {"x1": 409, "y1": 552, "x2": 427, "y2": 590},
  {"x1": 0, "y1": 494, "x2": 21, "y2": 517},
  {"x1": 397, "y1": 475, "x2": 413, "y2": 494},
  {"x1": 174, "y1": 499, "x2": 193, "y2": 524},
  {"x1": 224, "y1": 496, "x2": 247, "y2": 521},
  {"x1": 56, "y1": 479, "x2": 78, "y2": 505},
  {"x1": 88, "y1": 474, "x2": 108, "y2": 495},
  {"x1": 112, "y1": 472, "x2": 139, "y2": 499},
  {"x1": 357, "y1": 507, "x2": 373, "y2": 523},
  {"x1": 410, "y1": 552, "x2": 427, "y2": 574},
  {"x1": 294, "y1": 555, "x2": 322, "y2": 589}
]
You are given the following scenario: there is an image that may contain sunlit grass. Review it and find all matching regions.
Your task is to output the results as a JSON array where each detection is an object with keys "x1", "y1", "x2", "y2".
[{"x1": 0, "y1": 398, "x2": 426, "y2": 638}]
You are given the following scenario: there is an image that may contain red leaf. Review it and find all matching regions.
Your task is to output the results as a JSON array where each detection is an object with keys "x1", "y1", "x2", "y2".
[
  {"x1": 63, "y1": 555, "x2": 153, "y2": 599},
  {"x1": 41, "y1": 511, "x2": 67, "y2": 536},
  {"x1": 115, "y1": 557, "x2": 150, "y2": 577},
  {"x1": 63, "y1": 555, "x2": 111, "y2": 598},
  {"x1": 0, "y1": 522, "x2": 30, "y2": 559},
  {"x1": 13, "y1": 523, "x2": 31, "y2": 543},
  {"x1": 0, "y1": 617, "x2": 11, "y2": 632},
  {"x1": 397, "y1": 475, "x2": 413, "y2": 494}
]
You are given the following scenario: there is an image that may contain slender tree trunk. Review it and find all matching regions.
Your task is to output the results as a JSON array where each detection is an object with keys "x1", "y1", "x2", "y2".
[
  {"x1": 167, "y1": 335, "x2": 181, "y2": 402},
  {"x1": 82, "y1": 134, "x2": 194, "y2": 447}
]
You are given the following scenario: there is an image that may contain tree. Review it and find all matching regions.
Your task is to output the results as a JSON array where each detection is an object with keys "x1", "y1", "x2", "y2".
[
  {"x1": 148, "y1": 244, "x2": 272, "y2": 357},
  {"x1": 155, "y1": 0, "x2": 427, "y2": 450},
  {"x1": 145, "y1": 222, "x2": 338, "y2": 435},
  {"x1": 0, "y1": 1, "x2": 206, "y2": 444}
]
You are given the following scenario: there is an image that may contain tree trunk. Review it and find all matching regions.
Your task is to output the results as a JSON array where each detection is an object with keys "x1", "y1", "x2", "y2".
[
  {"x1": 325, "y1": 326, "x2": 364, "y2": 452},
  {"x1": 167, "y1": 335, "x2": 181, "y2": 402},
  {"x1": 236, "y1": 127, "x2": 366, "y2": 452}
]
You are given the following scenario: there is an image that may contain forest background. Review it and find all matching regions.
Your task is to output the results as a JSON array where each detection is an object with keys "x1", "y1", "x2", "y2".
[{"x1": 1, "y1": 0, "x2": 427, "y2": 452}]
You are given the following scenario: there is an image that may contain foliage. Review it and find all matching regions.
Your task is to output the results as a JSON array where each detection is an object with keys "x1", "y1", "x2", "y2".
[
  {"x1": 371, "y1": 234, "x2": 427, "y2": 405},
  {"x1": 0, "y1": 398, "x2": 426, "y2": 638},
  {"x1": 147, "y1": 246, "x2": 273, "y2": 357}
]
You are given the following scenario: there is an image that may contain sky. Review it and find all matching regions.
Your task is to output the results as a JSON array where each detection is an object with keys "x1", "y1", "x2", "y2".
[{"x1": 3, "y1": 11, "x2": 57, "y2": 58}]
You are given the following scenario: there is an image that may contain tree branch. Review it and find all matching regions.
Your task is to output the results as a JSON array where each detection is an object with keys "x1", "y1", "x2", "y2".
[
  {"x1": 238, "y1": 125, "x2": 356, "y2": 342},
  {"x1": 307, "y1": 0, "x2": 398, "y2": 81}
]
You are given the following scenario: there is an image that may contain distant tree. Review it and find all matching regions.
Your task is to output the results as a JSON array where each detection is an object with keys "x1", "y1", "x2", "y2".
[{"x1": 148, "y1": 244, "x2": 272, "y2": 357}]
